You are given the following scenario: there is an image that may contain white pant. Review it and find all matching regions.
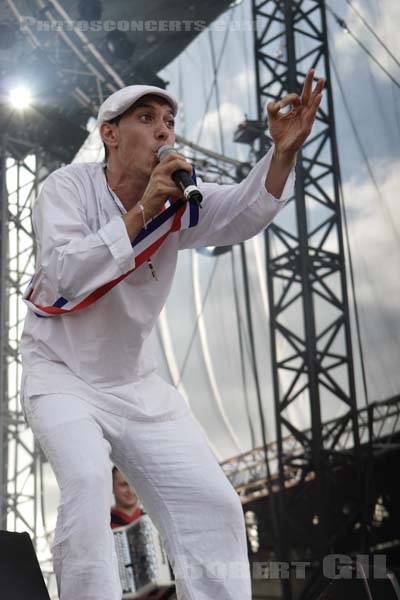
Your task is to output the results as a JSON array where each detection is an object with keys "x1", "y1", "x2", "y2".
[{"x1": 25, "y1": 392, "x2": 251, "y2": 600}]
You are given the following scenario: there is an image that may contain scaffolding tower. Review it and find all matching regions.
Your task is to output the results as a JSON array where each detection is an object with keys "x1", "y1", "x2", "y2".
[
  {"x1": 250, "y1": 0, "x2": 362, "y2": 595},
  {"x1": 0, "y1": 140, "x2": 60, "y2": 586}
]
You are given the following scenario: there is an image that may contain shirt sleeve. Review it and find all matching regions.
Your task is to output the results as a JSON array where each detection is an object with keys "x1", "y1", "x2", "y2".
[
  {"x1": 178, "y1": 146, "x2": 295, "y2": 250},
  {"x1": 33, "y1": 169, "x2": 135, "y2": 303}
]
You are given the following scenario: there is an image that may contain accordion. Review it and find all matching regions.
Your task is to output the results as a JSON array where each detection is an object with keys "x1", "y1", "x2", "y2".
[{"x1": 113, "y1": 514, "x2": 175, "y2": 599}]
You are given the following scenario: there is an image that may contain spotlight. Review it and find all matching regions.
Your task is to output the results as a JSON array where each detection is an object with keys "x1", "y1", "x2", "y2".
[
  {"x1": 106, "y1": 31, "x2": 136, "y2": 60},
  {"x1": 0, "y1": 23, "x2": 17, "y2": 50},
  {"x1": 9, "y1": 86, "x2": 33, "y2": 109},
  {"x1": 78, "y1": 0, "x2": 103, "y2": 22}
]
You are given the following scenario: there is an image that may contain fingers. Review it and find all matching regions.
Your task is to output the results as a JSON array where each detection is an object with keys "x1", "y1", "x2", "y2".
[
  {"x1": 301, "y1": 68, "x2": 315, "y2": 104},
  {"x1": 313, "y1": 92, "x2": 323, "y2": 110},
  {"x1": 267, "y1": 93, "x2": 301, "y2": 117},
  {"x1": 302, "y1": 69, "x2": 326, "y2": 106},
  {"x1": 158, "y1": 153, "x2": 193, "y2": 176},
  {"x1": 310, "y1": 78, "x2": 325, "y2": 105},
  {"x1": 269, "y1": 71, "x2": 325, "y2": 114},
  {"x1": 268, "y1": 72, "x2": 325, "y2": 117},
  {"x1": 280, "y1": 93, "x2": 302, "y2": 110},
  {"x1": 303, "y1": 79, "x2": 324, "y2": 126},
  {"x1": 316, "y1": 78, "x2": 325, "y2": 99},
  {"x1": 305, "y1": 92, "x2": 323, "y2": 126}
]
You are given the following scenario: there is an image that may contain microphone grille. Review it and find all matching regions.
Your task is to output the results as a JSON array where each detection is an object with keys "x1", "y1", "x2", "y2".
[{"x1": 157, "y1": 145, "x2": 175, "y2": 162}]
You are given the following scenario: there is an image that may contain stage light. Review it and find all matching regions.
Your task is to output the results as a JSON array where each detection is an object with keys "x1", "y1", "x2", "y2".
[{"x1": 9, "y1": 86, "x2": 33, "y2": 109}]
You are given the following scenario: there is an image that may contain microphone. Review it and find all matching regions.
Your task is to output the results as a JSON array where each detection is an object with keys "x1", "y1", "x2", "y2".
[{"x1": 157, "y1": 145, "x2": 202, "y2": 206}]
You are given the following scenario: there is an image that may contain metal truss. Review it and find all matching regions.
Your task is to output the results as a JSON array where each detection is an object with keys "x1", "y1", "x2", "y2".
[
  {"x1": 176, "y1": 135, "x2": 244, "y2": 184},
  {"x1": 251, "y1": 0, "x2": 361, "y2": 578},
  {"x1": 5, "y1": 0, "x2": 121, "y2": 113},
  {"x1": 0, "y1": 139, "x2": 57, "y2": 589},
  {"x1": 221, "y1": 395, "x2": 400, "y2": 503}
]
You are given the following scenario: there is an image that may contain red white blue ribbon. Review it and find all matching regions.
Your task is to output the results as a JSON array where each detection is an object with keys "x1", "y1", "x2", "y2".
[{"x1": 23, "y1": 196, "x2": 199, "y2": 318}]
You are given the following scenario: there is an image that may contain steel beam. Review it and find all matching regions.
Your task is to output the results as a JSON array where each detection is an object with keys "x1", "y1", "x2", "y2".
[{"x1": 250, "y1": 1, "x2": 362, "y2": 594}]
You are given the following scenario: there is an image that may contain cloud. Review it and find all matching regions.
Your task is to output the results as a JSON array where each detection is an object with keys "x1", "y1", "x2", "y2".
[
  {"x1": 342, "y1": 157, "x2": 400, "y2": 256},
  {"x1": 225, "y1": 69, "x2": 256, "y2": 115},
  {"x1": 336, "y1": 157, "x2": 400, "y2": 398},
  {"x1": 190, "y1": 100, "x2": 245, "y2": 151},
  {"x1": 330, "y1": 0, "x2": 400, "y2": 82}
]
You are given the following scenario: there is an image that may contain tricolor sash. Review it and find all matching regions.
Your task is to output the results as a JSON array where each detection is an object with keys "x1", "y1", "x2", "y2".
[{"x1": 23, "y1": 195, "x2": 200, "y2": 318}]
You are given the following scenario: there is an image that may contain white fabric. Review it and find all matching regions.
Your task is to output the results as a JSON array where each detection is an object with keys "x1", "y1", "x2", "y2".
[
  {"x1": 20, "y1": 147, "x2": 295, "y2": 422},
  {"x1": 20, "y1": 148, "x2": 295, "y2": 599},
  {"x1": 24, "y1": 392, "x2": 251, "y2": 600},
  {"x1": 97, "y1": 84, "x2": 179, "y2": 123}
]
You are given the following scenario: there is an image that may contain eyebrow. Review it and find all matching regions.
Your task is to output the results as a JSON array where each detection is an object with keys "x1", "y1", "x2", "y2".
[{"x1": 133, "y1": 102, "x2": 174, "y2": 116}]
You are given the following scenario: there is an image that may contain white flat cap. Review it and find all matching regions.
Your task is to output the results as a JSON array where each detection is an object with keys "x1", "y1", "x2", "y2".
[{"x1": 97, "y1": 85, "x2": 178, "y2": 124}]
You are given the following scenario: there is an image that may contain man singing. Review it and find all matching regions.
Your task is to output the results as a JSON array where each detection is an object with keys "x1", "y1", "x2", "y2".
[{"x1": 20, "y1": 70, "x2": 324, "y2": 600}]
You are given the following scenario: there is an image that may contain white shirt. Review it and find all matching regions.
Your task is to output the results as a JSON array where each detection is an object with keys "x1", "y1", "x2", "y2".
[{"x1": 20, "y1": 147, "x2": 295, "y2": 421}]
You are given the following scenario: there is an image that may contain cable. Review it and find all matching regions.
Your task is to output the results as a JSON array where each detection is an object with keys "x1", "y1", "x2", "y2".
[
  {"x1": 178, "y1": 58, "x2": 187, "y2": 141},
  {"x1": 326, "y1": 4, "x2": 400, "y2": 90},
  {"x1": 337, "y1": 179, "x2": 370, "y2": 407},
  {"x1": 330, "y1": 54, "x2": 400, "y2": 244},
  {"x1": 195, "y1": 10, "x2": 234, "y2": 146},
  {"x1": 192, "y1": 249, "x2": 243, "y2": 453},
  {"x1": 208, "y1": 29, "x2": 226, "y2": 156},
  {"x1": 156, "y1": 311, "x2": 223, "y2": 461},
  {"x1": 345, "y1": 0, "x2": 400, "y2": 69},
  {"x1": 348, "y1": 0, "x2": 400, "y2": 143},
  {"x1": 238, "y1": 241, "x2": 281, "y2": 554},
  {"x1": 240, "y1": 0, "x2": 253, "y2": 117},
  {"x1": 330, "y1": 53, "x2": 400, "y2": 404},
  {"x1": 176, "y1": 256, "x2": 219, "y2": 386},
  {"x1": 231, "y1": 248, "x2": 256, "y2": 448},
  {"x1": 372, "y1": 0, "x2": 400, "y2": 144},
  {"x1": 365, "y1": 52, "x2": 395, "y2": 139}
]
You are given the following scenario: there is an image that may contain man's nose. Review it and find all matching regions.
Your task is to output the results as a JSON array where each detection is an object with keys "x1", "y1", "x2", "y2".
[{"x1": 155, "y1": 121, "x2": 170, "y2": 139}]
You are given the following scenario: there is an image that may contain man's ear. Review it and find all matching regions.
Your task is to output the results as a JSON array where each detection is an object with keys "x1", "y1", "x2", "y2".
[{"x1": 100, "y1": 122, "x2": 119, "y2": 152}]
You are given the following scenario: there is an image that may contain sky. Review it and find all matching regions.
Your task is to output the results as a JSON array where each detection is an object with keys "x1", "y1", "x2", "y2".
[{"x1": 10, "y1": 1, "x2": 399, "y2": 594}]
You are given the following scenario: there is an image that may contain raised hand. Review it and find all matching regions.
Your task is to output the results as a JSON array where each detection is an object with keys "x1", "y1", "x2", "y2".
[{"x1": 266, "y1": 69, "x2": 325, "y2": 158}]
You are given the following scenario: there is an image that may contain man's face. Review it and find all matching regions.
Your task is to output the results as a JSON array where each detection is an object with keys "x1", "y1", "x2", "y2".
[
  {"x1": 103, "y1": 94, "x2": 176, "y2": 177},
  {"x1": 113, "y1": 470, "x2": 138, "y2": 511}
]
